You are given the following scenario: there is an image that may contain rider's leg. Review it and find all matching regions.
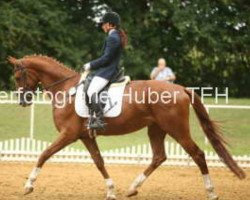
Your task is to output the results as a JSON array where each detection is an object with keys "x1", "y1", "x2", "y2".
[
  {"x1": 87, "y1": 76, "x2": 109, "y2": 99},
  {"x1": 87, "y1": 76, "x2": 109, "y2": 129}
]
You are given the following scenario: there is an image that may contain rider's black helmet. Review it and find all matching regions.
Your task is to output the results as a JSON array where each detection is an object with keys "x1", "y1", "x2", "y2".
[{"x1": 99, "y1": 11, "x2": 121, "y2": 26}]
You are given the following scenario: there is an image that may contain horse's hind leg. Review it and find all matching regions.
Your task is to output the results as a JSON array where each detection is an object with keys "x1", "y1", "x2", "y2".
[
  {"x1": 127, "y1": 123, "x2": 166, "y2": 197},
  {"x1": 170, "y1": 127, "x2": 219, "y2": 200}
]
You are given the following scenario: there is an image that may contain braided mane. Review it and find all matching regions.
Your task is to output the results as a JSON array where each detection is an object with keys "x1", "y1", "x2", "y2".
[{"x1": 23, "y1": 54, "x2": 77, "y2": 73}]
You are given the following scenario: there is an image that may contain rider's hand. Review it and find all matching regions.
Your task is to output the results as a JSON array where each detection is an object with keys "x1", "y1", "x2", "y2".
[{"x1": 83, "y1": 63, "x2": 91, "y2": 71}]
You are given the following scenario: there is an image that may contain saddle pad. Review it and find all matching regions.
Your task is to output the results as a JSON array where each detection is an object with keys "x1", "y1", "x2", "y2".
[{"x1": 75, "y1": 76, "x2": 130, "y2": 118}]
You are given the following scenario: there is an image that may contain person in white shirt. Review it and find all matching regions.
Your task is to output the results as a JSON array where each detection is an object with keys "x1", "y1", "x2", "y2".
[{"x1": 150, "y1": 58, "x2": 176, "y2": 83}]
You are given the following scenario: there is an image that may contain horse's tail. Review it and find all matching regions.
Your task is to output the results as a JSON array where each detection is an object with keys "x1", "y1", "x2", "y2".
[{"x1": 184, "y1": 88, "x2": 246, "y2": 179}]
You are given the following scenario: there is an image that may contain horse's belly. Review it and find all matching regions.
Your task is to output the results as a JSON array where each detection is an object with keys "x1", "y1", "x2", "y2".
[{"x1": 99, "y1": 116, "x2": 153, "y2": 136}]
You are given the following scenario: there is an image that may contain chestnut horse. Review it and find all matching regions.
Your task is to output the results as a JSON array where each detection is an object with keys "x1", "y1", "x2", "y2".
[{"x1": 8, "y1": 55, "x2": 245, "y2": 200}]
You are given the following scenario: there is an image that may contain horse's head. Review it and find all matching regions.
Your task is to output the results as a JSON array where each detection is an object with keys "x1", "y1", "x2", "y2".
[{"x1": 8, "y1": 56, "x2": 39, "y2": 107}]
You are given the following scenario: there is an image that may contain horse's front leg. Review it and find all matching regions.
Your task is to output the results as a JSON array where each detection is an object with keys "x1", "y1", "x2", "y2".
[
  {"x1": 80, "y1": 137, "x2": 116, "y2": 200},
  {"x1": 24, "y1": 133, "x2": 77, "y2": 195}
]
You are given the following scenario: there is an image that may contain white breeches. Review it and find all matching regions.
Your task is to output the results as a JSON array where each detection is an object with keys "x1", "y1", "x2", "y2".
[{"x1": 87, "y1": 76, "x2": 109, "y2": 98}]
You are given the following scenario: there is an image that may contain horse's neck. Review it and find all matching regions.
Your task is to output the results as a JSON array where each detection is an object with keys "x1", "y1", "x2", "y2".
[{"x1": 28, "y1": 58, "x2": 78, "y2": 94}]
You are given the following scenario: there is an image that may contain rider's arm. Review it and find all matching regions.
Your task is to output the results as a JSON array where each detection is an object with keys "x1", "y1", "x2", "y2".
[
  {"x1": 89, "y1": 35, "x2": 120, "y2": 70},
  {"x1": 165, "y1": 74, "x2": 176, "y2": 81},
  {"x1": 165, "y1": 68, "x2": 176, "y2": 81},
  {"x1": 150, "y1": 68, "x2": 161, "y2": 80}
]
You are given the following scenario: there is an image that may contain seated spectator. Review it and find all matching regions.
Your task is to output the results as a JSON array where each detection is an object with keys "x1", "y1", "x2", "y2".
[{"x1": 150, "y1": 58, "x2": 176, "y2": 83}]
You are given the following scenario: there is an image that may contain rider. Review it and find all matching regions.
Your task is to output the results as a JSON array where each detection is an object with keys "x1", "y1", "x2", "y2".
[{"x1": 83, "y1": 11, "x2": 128, "y2": 130}]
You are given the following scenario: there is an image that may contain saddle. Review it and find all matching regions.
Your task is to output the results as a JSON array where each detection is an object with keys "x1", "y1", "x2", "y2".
[{"x1": 71, "y1": 69, "x2": 130, "y2": 119}]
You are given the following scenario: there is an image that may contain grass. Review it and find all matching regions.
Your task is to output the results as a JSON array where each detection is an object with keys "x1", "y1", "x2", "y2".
[{"x1": 0, "y1": 98, "x2": 249, "y2": 155}]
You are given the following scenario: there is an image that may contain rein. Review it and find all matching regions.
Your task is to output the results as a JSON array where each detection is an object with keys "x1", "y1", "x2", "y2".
[{"x1": 43, "y1": 74, "x2": 77, "y2": 90}]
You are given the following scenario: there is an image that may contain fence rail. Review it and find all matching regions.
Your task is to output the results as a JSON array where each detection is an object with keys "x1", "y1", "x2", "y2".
[{"x1": 0, "y1": 137, "x2": 250, "y2": 167}]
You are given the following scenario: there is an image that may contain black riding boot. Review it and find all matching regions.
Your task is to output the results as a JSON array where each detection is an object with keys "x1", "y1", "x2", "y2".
[{"x1": 89, "y1": 93, "x2": 106, "y2": 130}]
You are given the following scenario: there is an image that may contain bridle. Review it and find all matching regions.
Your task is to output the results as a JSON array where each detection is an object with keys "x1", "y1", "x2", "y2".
[
  {"x1": 14, "y1": 62, "x2": 77, "y2": 93},
  {"x1": 14, "y1": 63, "x2": 31, "y2": 94}
]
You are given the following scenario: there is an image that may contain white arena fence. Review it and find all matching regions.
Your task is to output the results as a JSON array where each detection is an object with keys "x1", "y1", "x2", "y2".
[
  {"x1": 0, "y1": 100, "x2": 250, "y2": 167},
  {"x1": 0, "y1": 137, "x2": 250, "y2": 167}
]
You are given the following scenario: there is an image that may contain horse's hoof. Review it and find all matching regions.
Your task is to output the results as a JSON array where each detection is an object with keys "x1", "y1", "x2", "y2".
[
  {"x1": 126, "y1": 189, "x2": 138, "y2": 197},
  {"x1": 106, "y1": 195, "x2": 116, "y2": 200},
  {"x1": 24, "y1": 187, "x2": 34, "y2": 195}
]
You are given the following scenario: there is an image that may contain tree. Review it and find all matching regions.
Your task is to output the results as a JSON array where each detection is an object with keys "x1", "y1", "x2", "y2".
[{"x1": 0, "y1": 0, "x2": 249, "y2": 96}]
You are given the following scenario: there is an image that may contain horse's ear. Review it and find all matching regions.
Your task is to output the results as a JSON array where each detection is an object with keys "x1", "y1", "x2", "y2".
[{"x1": 7, "y1": 56, "x2": 18, "y2": 65}]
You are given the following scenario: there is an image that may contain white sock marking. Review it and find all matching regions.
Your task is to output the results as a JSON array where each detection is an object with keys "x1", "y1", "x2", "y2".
[
  {"x1": 105, "y1": 178, "x2": 116, "y2": 198},
  {"x1": 130, "y1": 173, "x2": 147, "y2": 190},
  {"x1": 25, "y1": 167, "x2": 41, "y2": 188}
]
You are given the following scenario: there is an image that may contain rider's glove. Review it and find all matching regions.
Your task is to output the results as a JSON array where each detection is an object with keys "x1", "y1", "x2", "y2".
[{"x1": 83, "y1": 63, "x2": 91, "y2": 71}]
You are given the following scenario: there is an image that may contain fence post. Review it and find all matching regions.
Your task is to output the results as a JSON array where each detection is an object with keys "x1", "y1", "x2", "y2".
[{"x1": 29, "y1": 103, "x2": 35, "y2": 139}]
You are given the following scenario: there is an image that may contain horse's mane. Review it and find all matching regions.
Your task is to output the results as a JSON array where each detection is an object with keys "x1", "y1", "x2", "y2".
[{"x1": 23, "y1": 54, "x2": 77, "y2": 74}]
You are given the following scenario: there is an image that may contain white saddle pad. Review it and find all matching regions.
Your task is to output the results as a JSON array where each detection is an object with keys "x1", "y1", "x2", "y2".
[{"x1": 74, "y1": 76, "x2": 130, "y2": 118}]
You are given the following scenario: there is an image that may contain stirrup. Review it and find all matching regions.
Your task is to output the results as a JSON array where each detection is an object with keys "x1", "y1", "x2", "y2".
[{"x1": 89, "y1": 118, "x2": 106, "y2": 131}]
